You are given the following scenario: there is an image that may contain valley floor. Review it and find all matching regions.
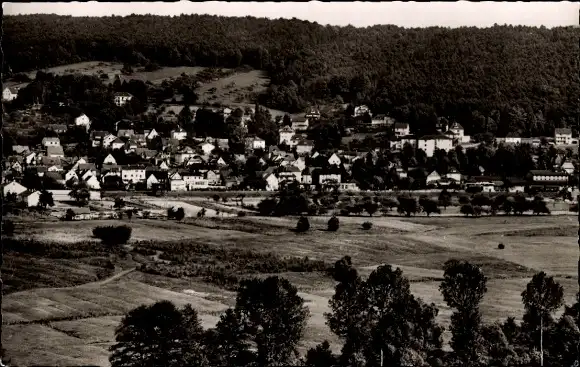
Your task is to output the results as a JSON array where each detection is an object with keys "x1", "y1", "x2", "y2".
[{"x1": 3, "y1": 204, "x2": 578, "y2": 366}]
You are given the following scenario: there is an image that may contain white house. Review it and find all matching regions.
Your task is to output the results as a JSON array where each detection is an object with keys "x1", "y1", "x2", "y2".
[
  {"x1": 417, "y1": 135, "x2": 454, "y2": 157},
  {"x1": 159, "y1": 161, "x2": 170, "y2": 170},
  {"x1": 23, "y1": 152, "x2": 37, "y2": 165},
  {"x1": 171, "y1": 128, "x2": 188, "y2": 141},
  {"x1": 199, "y1": 142, "x2": 215, "y2": 155},
  {"x1": 110, "y1": 138, "x2": 125, "y2": 150},
  {"x1": 305, "y1": 107, "x2": 321, "y2": 120},
  {"x1": 296, "y1": 140, "x2": 314, "y2": 155},
  {"x1": 175, "y1": 147, "x2": 196, "y2": 164},
  {"x1": 339, "y1": 181, "x2": 360, "y2": 192},
  {"x1": 42, "y1": 137, "x2": 61, "y2": 147},
  {"x1": 291, "y1": 157, "x2": 306, "y2": 172},
  {"x1": 279, "y1": 126, "x2": 295, "y2": 145},
  {"x1": 74, "y1": 114, "x2": 91, "y2": 131},
  {"x1": 146, "y1": 129, "x2": 159, "y2": 140},
  {"x1": 426, "y1": 171, "x2": 441, "y2": 185},
  {"x1": 2, "y1": 87, "x2": 19, "y2": 101},
  {"x1": 555, "y1": 128, "x2": 573, "y2": 145},
  {"x1": 3, "y1": 181, "x2": 27, "y2": 196},
  {"x1": 146, "y1": 173, "x2": 160, "y2": 189},
  {"x1": 121, "y1": 166, "x2": 146, "y2": 183},
  {"x1": 102, "y1": 134, "x2": 118, "y2": 148},
  {"x1": 446, "y1": 122, "x2": 470, "y2": 143},
  {"x1": 353, "y1": 105, "x2": 371, "y2": 117},
  {"x1": 394, "y1": 123, "x2": 410, "y2": 137},
  {"x1": 562, "y1": 161, "x2": 575, "y2": 175},
  {"x1": 264, "y1": 173, "x2": 279, "y2": 191},
  {"x1": 65, "y1": 170, "x2": 79, "y2": 182},
  {"x1": 170, "y1": 179, "x2": 187, "y2": 191},
  {"x1": 246, "y1": 137, "x2": 266, "y2": 150},
  {"x1": 85, "y1": 175, "x2": 101, "y2": 190},
  {"x1": 114, "y1": 92, "x2": 133, "y2": 107},
  {"x1": 291, "y1": 118, "x2": 309, "y2": 131},
  {"x1": 22, "y1": 190, "x2": 41, "y2": 207},
  {"x1": 328, "y1": 153, "x2": 342, "y2": 166},
  {"x1": 103, "y1": 154, "x2": 117, "y2": 165},
  {"x1": 182, "y1": 174, "x2": 209, "y2": 190},
  {"x1": 319, "y1": 173, "x2": 342, "y2": 185},
  {"x1": 446, "y1": 168, "x2": 462, "y2": 183}
]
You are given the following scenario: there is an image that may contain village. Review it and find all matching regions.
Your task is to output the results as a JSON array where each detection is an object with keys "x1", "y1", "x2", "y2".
[{"x1": 2, "y1": 81, "x2": 579, "y2": 219}]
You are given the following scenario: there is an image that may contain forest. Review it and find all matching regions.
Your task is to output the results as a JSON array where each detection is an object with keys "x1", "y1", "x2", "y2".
[{"x1": 3, "y1": 14, "x2": 579, "y2": 137}]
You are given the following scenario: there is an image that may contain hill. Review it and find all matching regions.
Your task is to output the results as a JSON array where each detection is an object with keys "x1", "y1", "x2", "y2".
[{"x1": 3, "y1": 14, "x2": 579, "y2": 136}]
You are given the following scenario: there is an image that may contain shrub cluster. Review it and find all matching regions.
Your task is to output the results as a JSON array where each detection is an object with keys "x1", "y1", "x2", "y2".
[{"x1": 93, "y1": 225, "x2": 132, "y2": 246}]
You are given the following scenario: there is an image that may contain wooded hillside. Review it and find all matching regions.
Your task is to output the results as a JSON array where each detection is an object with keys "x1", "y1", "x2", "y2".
[{"x1": 3, "y1": 14, "x2": 579, "y2": 136}]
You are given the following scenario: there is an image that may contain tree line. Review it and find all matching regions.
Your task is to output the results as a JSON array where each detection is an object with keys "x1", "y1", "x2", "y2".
[
  {"x1": 3, "y1": 14, "x2": 579, "y2": 136},
  {"x1": 108, "y1": 257, "x2": 580, "y2": 366}
]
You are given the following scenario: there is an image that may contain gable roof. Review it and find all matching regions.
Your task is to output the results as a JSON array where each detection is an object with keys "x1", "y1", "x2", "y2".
[
  {"x1": 555, "y1": 128, "x2": 572, "y2": 135},
  {"x1": 46, "y1": 146, "x2": 65, "y2": 155},
  {"x1": 114, "y1": 91, "x2": 133, "y2": 97}
]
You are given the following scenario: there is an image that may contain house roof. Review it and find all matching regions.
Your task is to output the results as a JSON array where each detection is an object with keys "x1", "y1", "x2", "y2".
[
  {"x1": 42, "y1": 137, "x2": 60, "y2": 142},
  {"x1": 114, "y1": 92, "x2": 133, "y2": 97},
  {"x1": 4, "y1": 86, "x2": 19, "y2": 94},
  {"x1": 46, "y1": 146, "x2": 65, "y2": 155},
  {"x1": 449, "y1": 122, "x2": 464, "y2": 130},
  {"x1": 111, "y1": 138, "x2": 125, "y2": 145},
  {"x1": 555, "y1": 128, "x2": 572, "y2": 135},
  {"x1": 47, "y1": 124, "x2": 68, "y2": 131},
  {"x1": 12, "y1": 145, "x2": 30, "y2": 154},
  {"x1": 394, "y1": 122, "x2": 409, "y2": 129},
  {"x1": 78, "y1": 163, "x2": 97, "y2": 171},
  {"x1": 45, "y1": 172, "x2": 64, "y2": 181},
  {"x1": 419, "y1": 134, "x2": 452, "y2": 140},
  {"x1": 71, "y1": 207, "x2": 91, "y2": 215},
  {"x1": 529, "y1": 170, "x2": 569, "y2": 177}
]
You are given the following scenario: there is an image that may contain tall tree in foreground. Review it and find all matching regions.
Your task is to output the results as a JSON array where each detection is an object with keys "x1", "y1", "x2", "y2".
[
  {"x1": 109, "y1": 301, "x2": 209, "y2": 367},
  {"x1": 110, "y1": 301, "x2": 187, "y2": 367},
  {"x1": 520, "y1": 271, "x2": 564, "y2": 366},
  {"x1": 326, "y1": 257, "x2": 443, "y2": 366},
  {"x1": 439, "y1": 259, "x2": 488, "y2": 365},
  {"x1": 234, "y1": 276, "x2": 309, "y2": 366}
]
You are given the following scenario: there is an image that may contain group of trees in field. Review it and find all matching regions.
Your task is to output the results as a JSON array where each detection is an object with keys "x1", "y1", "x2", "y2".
[
  {"x1": 256, "y1": 185, "x2": 556, "y2": 219},
  {"x1": 109, "y1": 257, "x2": 580, "y2": 366},
  {"x1": 458, "y1": 193, "x2": 552, "y2": 217},
  {"x1": 4, "y1": 15, "x2": 578, "y2": 137}
]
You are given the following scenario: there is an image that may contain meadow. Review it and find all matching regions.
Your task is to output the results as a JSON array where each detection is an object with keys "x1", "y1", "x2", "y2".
[{"x1": 3, "y1": 207, "x2": 578, "y2": 366}]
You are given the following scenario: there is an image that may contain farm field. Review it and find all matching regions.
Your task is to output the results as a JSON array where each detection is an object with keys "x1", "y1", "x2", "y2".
[{"x1": 3, "y1": 210, "x2": 579, "y2": 366}]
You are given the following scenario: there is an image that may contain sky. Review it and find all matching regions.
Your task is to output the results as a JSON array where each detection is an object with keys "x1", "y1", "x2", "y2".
[{"x1": 3, "y1": 1, "x2": 579, "y2": 28}]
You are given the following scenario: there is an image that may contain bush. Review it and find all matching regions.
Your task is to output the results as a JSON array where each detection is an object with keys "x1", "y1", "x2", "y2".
[
  {"x1": 570, "y1": 203, "x2": 579, "y2": 212},
  {"x1": 93, "y1": 225, "x2": 132, "y2": 246},
  {"x1": 142, "y1": 210, "x2": 151, "y2": 219},
  {"x1": 458, "y1": 195, "x2": 471, "y2": 205},
  {"x1": 237, "y1": 211, "x2": 247, "y2": 217},
  {"x1": 327, "y1": 216, "x2": 340, "y2": 232},
  {"x1": 362, "y1": 221, "x2": 373, "y2": 230},
  {"x1": 498, "y1": 243, "x2": 505, "y2": 250},
  {"x1": 296, "y1": 216, "x2": 310, "y2": 232},
  {"x1": 2, "y1": 220, "x2": 15, "y2": 236}
]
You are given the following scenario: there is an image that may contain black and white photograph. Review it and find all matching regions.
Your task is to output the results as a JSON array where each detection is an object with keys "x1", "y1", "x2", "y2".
[{"x1": 1, "y1": 1, "x2": 579, "y2": 366}]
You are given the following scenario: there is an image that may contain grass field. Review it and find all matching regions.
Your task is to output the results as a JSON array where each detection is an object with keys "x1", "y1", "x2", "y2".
[{"x1": 3, "y1": 206, "x2": 579, "y2": 365}]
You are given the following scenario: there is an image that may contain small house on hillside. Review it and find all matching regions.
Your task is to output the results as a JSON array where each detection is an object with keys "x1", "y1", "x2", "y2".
[
  {"x1": 394, "y1": 123, "x2": 410, "y2": 137},
  {"x1": 2, "y1": 86, "x2": 19, "y2": 101},
  {"x1": 114, "y1": 92, "x2": 133, "y2": 107},
  {"x1": 42, "y1": 137, "x2": 61, "y2": 147},
  {"x1": 74, "y1": 113, "x2": 92, "y2": 131},
  {"x1": 555, "y1": 128, "x2": 573, "y2": 145}
]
